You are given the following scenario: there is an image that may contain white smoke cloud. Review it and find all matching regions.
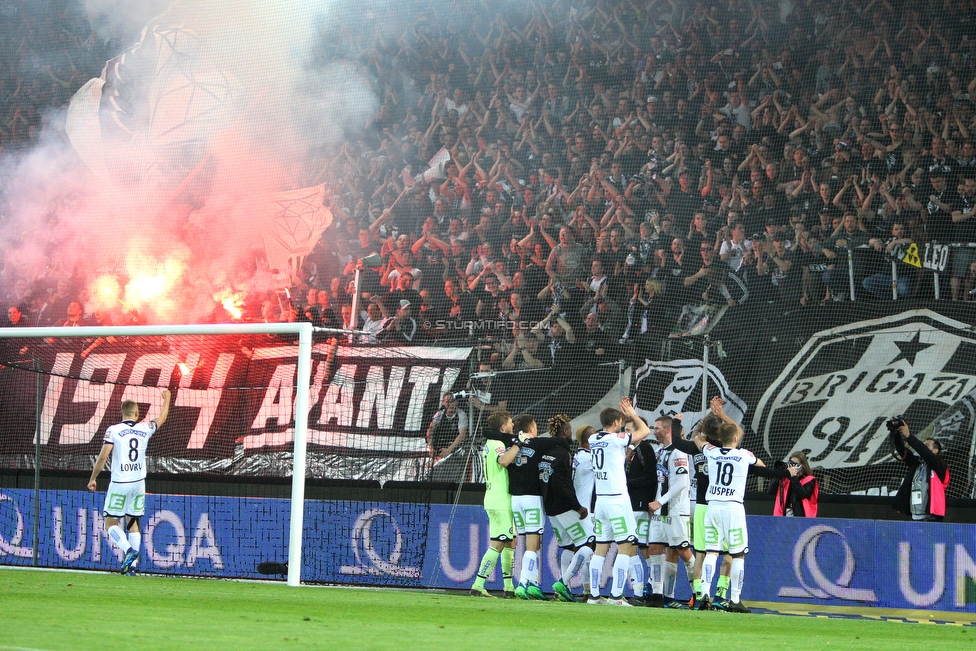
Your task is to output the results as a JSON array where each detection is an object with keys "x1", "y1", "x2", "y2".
[
  {"x1": 83, "y1": 0, "x2": 163, "y2": 44},
  {"x1": 1, "y1": 0, "x2": 380, "y2": 323}
]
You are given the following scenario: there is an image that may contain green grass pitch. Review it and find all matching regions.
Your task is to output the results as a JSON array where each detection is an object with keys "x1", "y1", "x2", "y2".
[{"x1": 0, "y1": 568, "x2": 973, "y2": 651}]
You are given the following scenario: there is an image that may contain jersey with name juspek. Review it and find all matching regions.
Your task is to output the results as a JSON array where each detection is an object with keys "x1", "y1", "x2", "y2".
[
  {"x1": 103, "y1": 419, "x2": 156, "y2": 483},
  {"x1": 703, "y1": 444, "x2": 756, "y2": 504},
  {"x1": 589, "y1": 431, "x2": 632, "y2": 497}
]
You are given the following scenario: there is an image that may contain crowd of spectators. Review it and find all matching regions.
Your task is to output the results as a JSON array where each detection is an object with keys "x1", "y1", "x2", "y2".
[
  {"x1": 0, "y1": 0, "x2": 112, "y2": 155},
  {"x1": 6, "y1": 0, "x2": 976, "y2": 368}
]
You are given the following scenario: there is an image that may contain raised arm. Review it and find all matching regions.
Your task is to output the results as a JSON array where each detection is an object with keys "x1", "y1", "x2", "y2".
[
  {"x1": 153, "y1": 388, "x2": 172, "y2": 429},
  {"x1": 619, "y1": 396, "x2": 650, "y2": 443}
]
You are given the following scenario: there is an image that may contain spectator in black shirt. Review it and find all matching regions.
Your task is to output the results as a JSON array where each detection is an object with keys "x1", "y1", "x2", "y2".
[
  {"x1": 1, "y1": 305, "x2": 30, "y2": 361},
  {"x1": 666, "y1": 172, "x2": 701, "y2": 234},
  {"x1": 862, "y1": 222, "x2": 915, "y2": 300},
  {"x1": 682, "y1": 243, "x2": 725, "y2": 303},
  {"x1": 578, "y1": 311, "x2": 613, "y2": 361},
  {"x1": 754, "y1": 235, "x2": 799, "y2": 304},
  {"x1": 376, "y1": 300, "x2": 419, "y2": 344},
  {"x1": 950, "y1": 177, "x2": 976, "y2": 300},
  {"x1": 920, "y1": 168, "x2": 959, "y2": 243}
]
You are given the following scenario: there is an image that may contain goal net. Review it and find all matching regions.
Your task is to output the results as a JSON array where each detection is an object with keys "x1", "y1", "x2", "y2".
[{"x1": 0, "y1": 324, "x2": 472, "y2": 585}]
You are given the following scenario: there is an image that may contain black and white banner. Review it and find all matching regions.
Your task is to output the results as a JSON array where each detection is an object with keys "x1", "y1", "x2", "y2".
[
  {"x1": 568, "y1": 305, "x2": 976, "y2": 499},
  {"x1": 0, "y1": 340, "x2": 470, "y2": 482},
  {"x1": 3, "y1": 304, "x2": 976, "y2": 495}
]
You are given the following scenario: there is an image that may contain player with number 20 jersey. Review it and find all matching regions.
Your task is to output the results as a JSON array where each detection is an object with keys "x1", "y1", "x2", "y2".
[{"x1": 584, "y1": 398, "x2": 652, "y2": 606}]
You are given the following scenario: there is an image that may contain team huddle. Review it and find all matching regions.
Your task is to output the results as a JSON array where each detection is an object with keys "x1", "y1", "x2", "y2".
[{"x1": 470, "y1": 395, "x2": 796, "y2": 611}]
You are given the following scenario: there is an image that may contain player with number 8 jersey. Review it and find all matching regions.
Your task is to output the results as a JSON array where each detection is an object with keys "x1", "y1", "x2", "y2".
[{"x1": 88, "y1": 388, "x2": 171, "y2": 575}]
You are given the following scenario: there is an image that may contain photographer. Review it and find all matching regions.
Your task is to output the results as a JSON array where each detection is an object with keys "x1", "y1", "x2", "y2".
[
  {"x1": 426, "y1": 392, "x2": 469, "y2": 482},
  {"x1": 889, "y1": 418, "x2": 950, "y2": 522},
  {"x1": 769, "y1": 452, "x2": 818, "y2": 517}
]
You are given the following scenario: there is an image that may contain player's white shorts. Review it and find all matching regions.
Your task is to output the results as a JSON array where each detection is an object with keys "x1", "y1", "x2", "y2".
[
  {"x1": 511, "y1": 495, "x2": 545, "y2": 535},
  {"x1": 549, "y1": 510, "x2": 595, "y2": 547},
  {"x1": 649, "y1": 513, "x2": 691, "y2": 548},
  {"x1": 593, "y1": 495, "x2": 638, "y2": 544},
  {"x1": 103, "y1": 480, "x2": 146, "y2": 518},
  {"x1": 704, "y1": 502, "x2": 748, "y2": 555},
  {"x1": 634, "y1": 511, "x2": 650, "y2": 546},
  {"x1": 648, "y1": 514, "x2": 666, "y2": 545}
]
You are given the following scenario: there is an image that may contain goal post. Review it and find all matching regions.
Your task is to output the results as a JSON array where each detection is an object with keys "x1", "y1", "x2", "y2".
[{"x1": 0, "y1": 322, "x2": 314, "y2": 587}]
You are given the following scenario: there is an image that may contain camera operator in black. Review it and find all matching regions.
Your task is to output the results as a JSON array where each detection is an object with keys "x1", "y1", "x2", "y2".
[
  {"x1": 889, "y1": 418, "x2": 950, "y2": 522},
  {"x1": 626, "y1": 433, "x2": 659, "y2": 605}
]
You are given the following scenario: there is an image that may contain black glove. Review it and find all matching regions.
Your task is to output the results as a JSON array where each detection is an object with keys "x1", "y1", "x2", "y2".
[{"x1": 498, "y1": 433, "x2": 518, "y2": 447}]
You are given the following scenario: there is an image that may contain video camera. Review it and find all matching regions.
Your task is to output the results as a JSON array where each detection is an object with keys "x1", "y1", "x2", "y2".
[{"x1": 886, "y1": 416, "x2": 906, "y2": 432}]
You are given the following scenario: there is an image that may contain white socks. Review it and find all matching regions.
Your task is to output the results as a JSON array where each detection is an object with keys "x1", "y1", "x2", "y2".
[
  {"x1": 520, "y1": 550, "x2": 539, "y2": 586},
  {"x1": 108, "y1": 525, "x2": 131, "y2": 553},
  {"x1": 589, "y1": 554, "x2": 605, "y2": 597},
  {"x1": 663, "y1": 561, "x2": 678, "y2": 599},
  {"x1": 730, "y1": 557, "x2": 745, "y2": 603},
  {"x1": 610, "y1": 553, "x2": 630, "y2": 598},
  {"x1": 562, "y1": 546, "x2": 594, "y2": 585},
  {"x1": 683, "y1": 555, "x2": 696, "y2": 592},
  {"x1": 648, "y1": 553, "x2": 664, "y2": 596},
  {"x1": 560, "y1": 549, "x2": 573, "y2": 580},
  {"x1": 629, "y1": 554, "x2": 645, "y2": 597},
  {"x1": 701, "y1": 555, "x2": 717, "y2": 598}
]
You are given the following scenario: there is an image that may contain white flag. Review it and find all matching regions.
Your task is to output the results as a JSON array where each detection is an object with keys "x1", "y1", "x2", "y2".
[{"x1": 414, "y1": 146, "x2": 451, "y2": 184}]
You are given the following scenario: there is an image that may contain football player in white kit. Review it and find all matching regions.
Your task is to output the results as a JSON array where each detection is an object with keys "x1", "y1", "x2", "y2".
[
  {"x1": 690, "y1": 413, "x2": 762, "y2": 613},
  {"x1": 572, "y1": 424, "x2": 597, "y2": 597},
  {"x1": 646, "y1": 416, "x2": 695, "y2": 608},
  {"x1": 587, "y1": 397, "x2": 651, "y2": 606},
  {"x1": 88, "y1": 388, "x2": 171, "y2": 574}
]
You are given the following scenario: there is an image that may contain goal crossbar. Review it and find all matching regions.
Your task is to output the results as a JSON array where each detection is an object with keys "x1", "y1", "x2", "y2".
[{"x1": 0, "y1": 322, "x2": 313, "y2": 587}]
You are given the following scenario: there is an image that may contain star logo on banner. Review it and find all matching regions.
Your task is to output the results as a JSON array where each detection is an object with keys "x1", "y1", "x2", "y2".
[{"x1": 889, "y1": 331, "x2": 934, "y2": 366}]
